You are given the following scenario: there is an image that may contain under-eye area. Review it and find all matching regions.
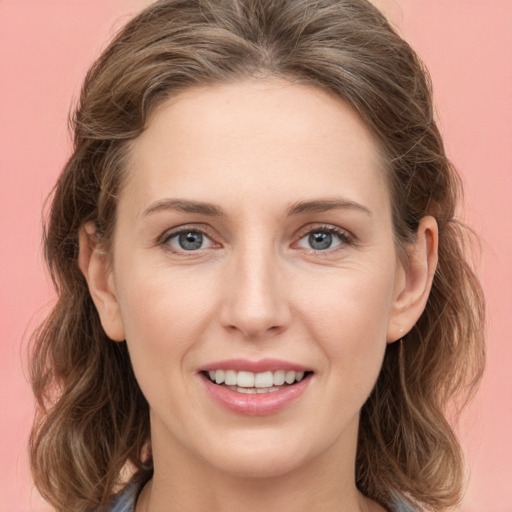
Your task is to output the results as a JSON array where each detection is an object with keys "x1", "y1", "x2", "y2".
[{"x1": 202, "y1": 370, "x2": 314, "y2": 394}]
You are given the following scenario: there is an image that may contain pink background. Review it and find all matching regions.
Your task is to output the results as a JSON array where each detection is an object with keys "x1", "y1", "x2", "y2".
[{"x1": 1, "y1": 1, "x2": 510, "y2": 511}]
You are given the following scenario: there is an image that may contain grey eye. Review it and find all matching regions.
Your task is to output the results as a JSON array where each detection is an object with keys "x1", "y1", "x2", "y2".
[
  {"x1": 166, "y1": 230, "x2": 214, "y2": 251},
  {"x1": 179, "y1": 231, "x2": 203, "y2": 250},
  {"x1": 308, "y1": 231, "x2": 333, "y2": 250},
  {"x1": 296, "y1": 228, "x2": 345, "y2": 251}
]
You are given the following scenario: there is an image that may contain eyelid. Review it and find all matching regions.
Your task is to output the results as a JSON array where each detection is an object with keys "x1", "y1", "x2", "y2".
[
  {"x1": 156, "y1": 222, "x2": 354, "y2": 254},
  {"x1": 158, "y1": 224, "x2": 220, "y2": 252},
  {"x1": 293, "y1": 223, "x2": 354, "y2": 251}
]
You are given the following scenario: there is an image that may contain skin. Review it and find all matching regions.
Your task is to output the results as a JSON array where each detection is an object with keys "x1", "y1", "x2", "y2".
[{"x1": 79, "y1": 79, "x2": 438, "y2": 512}]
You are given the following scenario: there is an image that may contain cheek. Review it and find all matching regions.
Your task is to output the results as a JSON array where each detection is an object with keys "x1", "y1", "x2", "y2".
[
  {"x1": 113, "y1": 259, "x2": 219, "y2": 391},
  {"x1": 113, "y1": 267, "x2": 221, "y2": 438},
  {"x1": 297, "y1": 265, "x2": 396, "y2": 374},
  {"x1": 117, "y1": 259, "x2": 212, "y2": 338}
]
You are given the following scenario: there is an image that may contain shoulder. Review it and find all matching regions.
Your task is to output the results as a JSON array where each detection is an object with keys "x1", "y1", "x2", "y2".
[
  {"x1": 390, "y1": 495, "x2": 422, "y2": 512},
  {"x1": 104, "y1": 480, "x2": 419, "y2": 512},
  {"x1": 104, "y1": 477, "x2": 145, "y2": 512}
]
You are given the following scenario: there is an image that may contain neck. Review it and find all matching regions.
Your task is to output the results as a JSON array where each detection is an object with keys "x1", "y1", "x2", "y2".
[{"x1": 138, "y1": 418, "x2": 384, "y2": 512}]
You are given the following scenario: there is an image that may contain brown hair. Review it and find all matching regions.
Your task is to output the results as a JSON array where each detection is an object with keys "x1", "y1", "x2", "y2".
[{"x1": 29, "y1": 1, "x2": 485, "y2": 510}]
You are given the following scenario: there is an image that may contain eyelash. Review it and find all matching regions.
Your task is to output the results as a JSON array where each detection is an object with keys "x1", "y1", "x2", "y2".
[
  {"x1": 295, "y1": 224, "x2": 354, "y2": 253},
  {"x1": 159, "y1": 224, "x2": 354, "y2": 254},
  {"x1": 159, "y1": 225, "x2": 218, "y2": 254}
]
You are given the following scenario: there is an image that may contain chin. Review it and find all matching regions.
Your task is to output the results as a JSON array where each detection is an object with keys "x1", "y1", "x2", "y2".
[
  {"x1": 195, "y1": 430, "x2": 323, "y2": 480},
  {"x1": 209, "y1": 451, "x2": 306, "y2": 479}
]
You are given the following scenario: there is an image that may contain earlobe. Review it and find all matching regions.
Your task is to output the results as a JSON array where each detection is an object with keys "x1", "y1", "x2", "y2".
[
  {"x1": 386, "y1": 216, "x2": 439, "y2": 343},
  {"x1": 78, "y1": 222, "x2": 125, "y2": 342}
]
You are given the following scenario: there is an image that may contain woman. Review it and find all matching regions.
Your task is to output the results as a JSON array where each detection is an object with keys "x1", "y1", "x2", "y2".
[{"x1": 29, "y1": 1, "x2": 485, "y2": 511}]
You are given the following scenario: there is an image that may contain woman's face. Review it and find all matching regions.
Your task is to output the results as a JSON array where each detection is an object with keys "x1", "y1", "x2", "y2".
[{"x1": 102, "y1": 79, "x2": 409, "y2": 478}]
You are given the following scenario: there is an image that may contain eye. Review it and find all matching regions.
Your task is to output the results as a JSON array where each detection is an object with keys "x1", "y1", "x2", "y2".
[
  {"x1": 296, "y1": 226, "x2": 351, "y2": 251},
  {"x1": 164, "y1": 229, "x2": 216, "y2": 252}
]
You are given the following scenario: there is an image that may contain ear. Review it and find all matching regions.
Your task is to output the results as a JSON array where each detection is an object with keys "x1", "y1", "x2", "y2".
[
  {"x1": 386, "y1": 216, "x2": 438, "y2": 343},
  {"x1": 78, "y1": 222, "x2": 125, "y2": 342}
]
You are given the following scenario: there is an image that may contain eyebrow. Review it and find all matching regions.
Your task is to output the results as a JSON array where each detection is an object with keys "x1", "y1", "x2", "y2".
[
  {"x1": 142, "y1": 197, "x2": 372, "y2": 218},
  {"x1": 142, "y1": 198, "x2": 225, "y2": 217},
  {"x1": 287, "y1": 198, "x2": 372, "y2": 217}
]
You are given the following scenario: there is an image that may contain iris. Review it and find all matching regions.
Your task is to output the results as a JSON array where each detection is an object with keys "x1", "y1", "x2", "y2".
[
  {"x1": 308, "y1": 231, "x2": 332, "y2": 250},
  {"x1": 179, "y1": 231, "x2": 203, "y2": 250}
]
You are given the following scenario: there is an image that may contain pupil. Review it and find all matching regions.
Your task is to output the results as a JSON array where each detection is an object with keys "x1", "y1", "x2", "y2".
[
  {"x1": 309, "y1": 231, "x2": 332, "y2": 250},
  {"x1": 179, "y1": 231, "x2": 203, "y2": 250}
]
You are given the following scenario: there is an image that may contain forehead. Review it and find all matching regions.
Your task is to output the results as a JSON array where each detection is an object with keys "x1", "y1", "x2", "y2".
[{"x1": 123, "y1": 79, "x2": 390, "y2": 218}]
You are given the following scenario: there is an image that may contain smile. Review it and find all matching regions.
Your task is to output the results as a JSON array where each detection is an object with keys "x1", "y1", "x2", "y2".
[
  {"x1": 204, "y1": 370, "x2": 309, "y2": 394},
  {"x1": 200, "y1": 360, "x2": 313, "y2": 416}
]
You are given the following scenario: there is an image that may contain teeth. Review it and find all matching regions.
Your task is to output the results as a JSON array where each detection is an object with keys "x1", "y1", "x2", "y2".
[
  {"x1": 285, "y1": 371, "x2": 296, "y2": 384},
  {"x1": 225, "y1": 370, "x2": 237, "y2": 385},
  {"x1": 254, "y1": 371, "x2": 273, "y2": 388},
  {"x1": 237, "y1": 387, "x2": 257, "y2": 394},
  {"x1": 227, "y1": 386, "x2": 282, "y2": 394},
  {"x1": 237, "y1": 371, "x2": 255, "y2": 387},
  {"x1": 273, "y1": 370, "x2": 285, "y2": 385},
  {"x1": 207, "y1": 369, "x2": 308, "y2": 387}
]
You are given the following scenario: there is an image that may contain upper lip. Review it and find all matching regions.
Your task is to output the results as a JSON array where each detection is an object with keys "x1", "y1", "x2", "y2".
[{"x1": 199, "y1": 358, "x2": 311, "y2": 373}]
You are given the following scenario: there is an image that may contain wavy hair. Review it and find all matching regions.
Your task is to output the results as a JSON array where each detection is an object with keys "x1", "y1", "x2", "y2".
[{"x1": 29, "y1": 1, "x2": 485, "y2": 510}]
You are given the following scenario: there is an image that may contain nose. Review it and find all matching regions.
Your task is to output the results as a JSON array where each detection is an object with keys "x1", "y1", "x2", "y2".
[{"x1": 219, "y1": 241, "x2": 291, "y2": 340}]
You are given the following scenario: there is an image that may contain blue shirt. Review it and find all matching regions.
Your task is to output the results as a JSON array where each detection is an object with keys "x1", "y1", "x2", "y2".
[{"x1": 106, "y1": 478, "x2": 421, "y2": 512}]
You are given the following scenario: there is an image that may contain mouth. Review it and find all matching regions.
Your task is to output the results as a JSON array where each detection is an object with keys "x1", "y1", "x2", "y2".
[
  {"x1": 199, "y1": 358, "x2": 314, "y2": 415},
  {"x1": 202, "y1": 369, "x2": 313, "y2": 394}
]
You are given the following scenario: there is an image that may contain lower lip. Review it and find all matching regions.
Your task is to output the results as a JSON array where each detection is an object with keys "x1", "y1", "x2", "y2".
[{"x1": 201, "y1": 374, "x2": 311, "y2": 416}]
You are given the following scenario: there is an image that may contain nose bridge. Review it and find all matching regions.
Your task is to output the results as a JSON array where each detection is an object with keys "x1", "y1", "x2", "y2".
[{"x1": 221, "y1": 234, "x2": 290, "y2": 338}]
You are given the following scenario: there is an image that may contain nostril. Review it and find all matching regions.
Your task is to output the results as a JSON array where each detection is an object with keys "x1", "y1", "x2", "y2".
[{"x1": 224, "y1": 323, "x2": 285, "y2": 339}]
